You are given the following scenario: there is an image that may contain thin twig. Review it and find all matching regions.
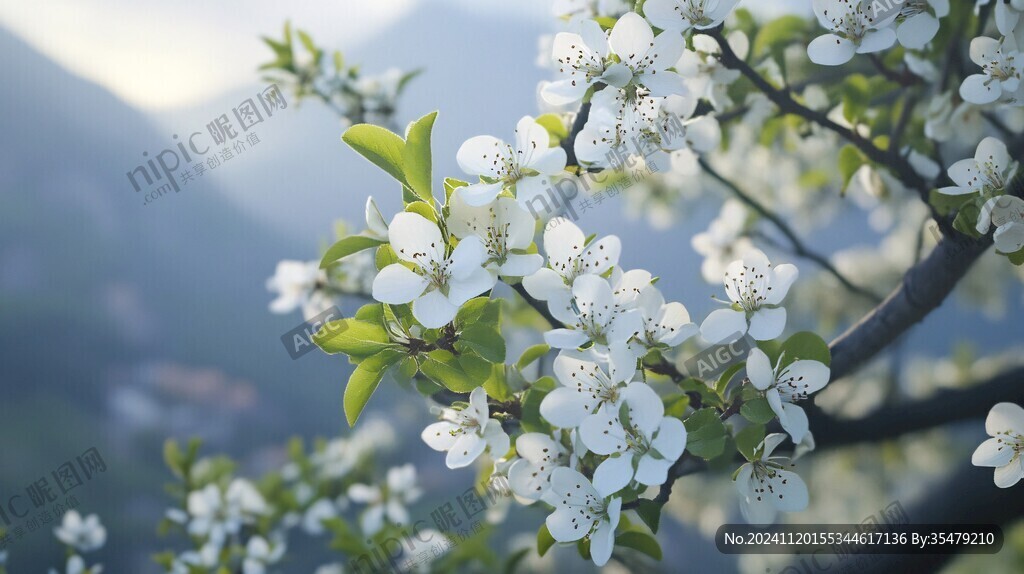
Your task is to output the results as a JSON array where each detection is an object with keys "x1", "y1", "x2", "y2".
[{"x1": 699, "y1": 158, "x2": 884, "y2": 304}]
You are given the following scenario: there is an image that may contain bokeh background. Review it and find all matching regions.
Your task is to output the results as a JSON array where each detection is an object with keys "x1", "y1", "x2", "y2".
[{"x1": 1, "y1": 0, "x2": 1021, "y2": 572}]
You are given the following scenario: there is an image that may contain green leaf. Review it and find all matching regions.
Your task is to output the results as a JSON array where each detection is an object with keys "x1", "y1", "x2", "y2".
[
  {"x1": 740, "y1": 397, "x2": 776, "y2": 424},
  {"x1": 483, "y1": 364, "x2": 512, "y2": 401},
  {"x1": 616, "y1": 531, "x2": 663, "y2": 560},
  {"x1": 342, "y1": 124, "x2": 408, "y2": 187},
  {"x1": 344, "y1": 350, "x2": 403, "y2": 426},
  {"x1": 663, "y1": 393, "x2": 690, "y2": 418},
  {"x1": 320, "y1": 235, "x2": 386, "y2": 268},
  {"x1": 635, "y1": 499, "x2": 663, "y2": 534},
  {"x1": 520, "y1": 381, "x2": 554, "y2": 434},
  {"x1": 930, "y1": 189, "x2": 978, "y2": 216},
  {"x1": 953, "y1": 196, "x2": 987, "y2": 238},
  {"x1": 375, "y1": 244, "x2": 400, "y2": 270},
  {"x1": 444, "y1": 177, "x2": 469, "y2": 204},
  {"x1": 715, "y1": 362, "x2": 745, "y2": 398},
  {"x1": 735, "y1": 424, "x2": 766, "y2": 461},
  {"x1": 404, "y1": 200, "x2": 437, "y2": 222},
  {"x1": 163, "y1": 440, "x2": 184, "y2": 478},
  {"x1": 842, "y1": 75, "x2": 871, "y2": 124},
  {"x1": 537, "y1": 524, "x2": 555, "y2": 557},
  {"x1": 313, "y1": 319, "x2": 393, "y2": 358},
  {"x1": 458, "y1": 324, "x2": 507, "y2": 363},
  {"x1": 420, "y1": 350, "x2": 478, "y2": 392},
  {"x1": 684, "y1": 408, "x2": 727, "y2": 459},
  {"x1": 534, "y1": 113, "x2": 568, "y2": 143},
  {"x1": 402, "y1": 111, "x2": 438, "y2": 202},
  {"x1": 459, "y1": 351, "x2": 493, "y2": 381},
  {"x1": 838, "y1": 144, "x2": 866, "y2": 195},
  {"x1": 1007, "y1": 246, "x2": 1024, "y2": 265},
  {"x1": 516, "y1": 344, "x2": 551, "y2": 371},
  {"x1": 779, "y1": 331, "x2": 832, "y2": 367},
  {"x1": 752, "y1": 15, "x2": 808, "y2": 58}
]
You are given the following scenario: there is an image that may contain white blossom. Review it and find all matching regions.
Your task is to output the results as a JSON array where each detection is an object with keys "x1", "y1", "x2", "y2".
[
  {"x1": 746, "y1": 348, "x2": 831, "y2": 444},
  {"x1": 242, "y1": 535, "x2": 286, "y2": 574},
  {"x1": 893, "y1": 0, "x2": 949, "y2": 49},
  {"x1": 977, "y1": 195, "x2": 1024, "y2": 254},
  {"x1": 579, "y1": 382, "x2": 687, "y2": 495},
  {"x1": 542, "y1": 275, "x2": 644, "y2": 383},
  {"x1": 542, "y1": 19, "x2": 633, "y2": 106},
  {"x1": 734, "y1": 433, "x2": 809, "y2": 524},
  {"x1": 49, "y1": 555, "x2": 100, "y2": 574},
  {"x1": 937, "y1": 136, "x2": 1018, "y2": 195},
  {"x1": 522, "y1": 220, "x2": 621, "y2": 324},
  {"x1": 422, "y1": 387, "x2": 510, "y2": 468},
  {"x1": 977, "y1": 0, "x2": 1024, "y2": 38},
  {"x1": 540, "y1": 351, "x2": 631, "y2": 429},
  {"x1": 633, "y1": 284, "x2": 699, "y2": 350},
  {"x1": 348, "y1": 464, "x2": 422, "y2": 534},
  {"x1": 448, "y1": 194, "x2": 544, "y2": 278},
  {"x1": 266, "y1": 260, "x2": 333, "y2": 320},
  {"x1": 675, "y1": 33, "x2": 747, "y2": 111},
  {"x1": 643, "y1": 0, "x2": 740, "y2": 32},
  {"x1": 508, "y1": 432, "x2": 570, "y2": 501},
  {"x1": 544, "y1": 468, "x2": 621, "y2": 567},
  {"x1": 960, "y1": 36, "x2": 1024, "y2": 105},
  {"x1": 371, "y1": 212, "x2": 494, "y2": 329},
  {"x1": 456, "y1": 116, "x2": 568, "y2": 207},
  {"x1": 54, "y1": 511, "x2": 106, "y2": 553},
  {"x1": 691, "y1": 200, "x2": 754, "y2": 283},
  {"x1": 186, "y1": 479, "x2": 267, "y2": 545},
  {"x1": 973, "y1": 402, "x2": 1024, "y2": 487},
  {"x1": 700, "y1": 249, "x2": 799, "y2": 343},
  {"x1": 808, "y1": 0, "x2": 898, "y2": 66}
]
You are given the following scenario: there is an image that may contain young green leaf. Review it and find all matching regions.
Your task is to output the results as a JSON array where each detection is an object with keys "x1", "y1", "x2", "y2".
[
  {"x1": 779, "y1": 331, "x2": 832, "y2": 367},
  {"x1": 615, "y1": 531, "x2": 663, "y2": 560},
  {"x1": 735, "y1": 424, "x2": 766, "y2": 461},
  {"x1": 458, "y1": 324, "x2": 507, "y2": 363},
  {"x1": 740, "y1": 397, "x2": 776, "y2": 424},
  {"x1": 635, "y1": 499, "x2": 663, "y2": 534},
  {"x1": 419, "y1": 350, "x2": 478, "y2": 392},
  {"x1": 344, "y1": 350, "x2": 403, "y2": 426},
  {"x1": 402, "y1": 111, "x2": 438, "y2": 202},
  {"x1": 684, "y1": 408, "x2": 728, "y2": 459},
  {"x1": 342, "y1": 124, "x2": 408, "y2": 187},
  {"x1": 313, "y1": 319, "x2": 394, "y2": 358},
  {"x1": 537, "y1": 524, "x2": 556, "y2": 557},
  {"x1": 320, "y1": 235, "x2": 386, "y2": 269},
  {"x1": 516, "y1": 344, "x2": 551, "y2": 371}
]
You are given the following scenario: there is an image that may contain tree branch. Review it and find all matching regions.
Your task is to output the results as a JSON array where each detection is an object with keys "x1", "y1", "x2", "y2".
[
  {"x1": 827, "y1": 233, "x2": 992, "y2": 381},
  {"x1": 700, "y1": 159, "x2": 884, "y2": 304},
  {"x1": 807, "y1": 366, "x2": 1024, "y2": 449},
  {"x1": 705, "y1": 27, "x2": 933, "y2": 206}
]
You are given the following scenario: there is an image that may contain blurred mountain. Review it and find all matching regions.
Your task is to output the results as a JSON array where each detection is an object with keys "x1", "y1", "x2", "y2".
[{"x1": 0, "y1": 23, "x2": 368, "y2": 571}]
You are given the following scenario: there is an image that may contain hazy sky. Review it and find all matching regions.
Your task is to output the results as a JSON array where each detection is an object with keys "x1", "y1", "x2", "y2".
[{"x1": 0, "y1": 0, "x2": 806, "y2": 111}]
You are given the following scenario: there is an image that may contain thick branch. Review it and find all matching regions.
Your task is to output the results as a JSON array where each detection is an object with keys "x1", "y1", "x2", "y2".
[
  {"x1": 808, "y1": 366, "x2": 1024, "y2": 449},
  {"x1": 862, "y1": 464, "x2": 1024, "y2": 574},
  {"x1": 828, "y1": 233, "x2": 992, "y2": 381}
]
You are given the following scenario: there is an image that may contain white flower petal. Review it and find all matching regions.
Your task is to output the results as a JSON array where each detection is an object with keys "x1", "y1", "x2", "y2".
[
  {"x1": 807, "y1": 34, "x2": 856, "y2": 66},
  {"x1": 746, "y1": 348, "x2": 775, "y2": 390},
  {"x1": 748, "y1": 307, "x2": 787, "y2": 341},
  {"x1": 412, "y1": 289, "x2": 460, "y2": 329},
  {"x1": 445, "y1": 433, "x2": 486, "y2": 469},
  {"x1": 972, "y1": 437, "x2": 1015, "y2": 468},
  {"x1": 372, "y1": 264, "x2": 428, "y2": 304},
  {"x1": 592, "y1": 455, "x2": 634, "y2": 498},
  {"x1": 700, "y1": 308, "x2": 748, "y2": 344},
  {"x1": 422, "y1": 421, "x2": 461, "y2": 451}
]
